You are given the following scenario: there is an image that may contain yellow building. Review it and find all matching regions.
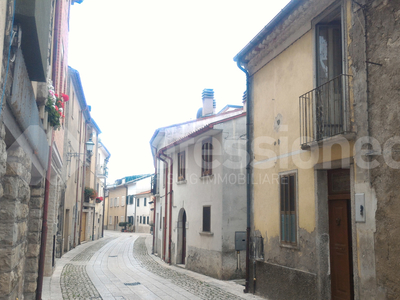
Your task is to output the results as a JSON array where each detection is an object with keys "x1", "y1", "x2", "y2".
[
  {"x1": 107, "y1": 183, "x2": 127, "y2": 231},
  {"x1": 235, "y1": 0, "x2": 393, "y2": 299}
]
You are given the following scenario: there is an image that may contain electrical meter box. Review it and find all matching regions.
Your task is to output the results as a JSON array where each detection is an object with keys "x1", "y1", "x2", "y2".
[{"x1": 235, "y1": 231, "x2": 247, "y2": 251}]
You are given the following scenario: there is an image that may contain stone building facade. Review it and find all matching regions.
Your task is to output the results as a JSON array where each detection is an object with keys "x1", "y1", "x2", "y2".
[
  {"x1": 0, "y1": 0, "x2": 85, "y2": 299},
  {"x1": 234, "y1": 0, "x2": 400, "y2": 299}
]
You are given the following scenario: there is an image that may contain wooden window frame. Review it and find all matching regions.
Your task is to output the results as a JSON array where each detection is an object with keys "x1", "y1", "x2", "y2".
[
  {"x1": 201, "y1": 138, "x2": 213, "y2": 177},
  {"x1": 177, "y1": 151, "x2": 186, "y2": 181},
  {"x1": 280, "y1": 171, "x2": 298, "y2": 247}
]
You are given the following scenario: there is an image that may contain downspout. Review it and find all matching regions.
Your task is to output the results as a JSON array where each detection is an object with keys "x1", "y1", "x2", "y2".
[
  {"x1": 79, "y1": 121, "x2": 89, "y2": 244},
  {"x1": 163, "y1": 151, "x2": 173, "y2": 265},
  {"x1": 151, "y1": 145, "x2": 158, "y2": 254},
  {"x1": 36, "y1": 132, "x2": 55, "y2": 300},
  {"x1": 125, "y1": 184, "x2": 128, "y2": 227},
  {"x1": 158, "y1": 151, "x2": 168, "y2": 261},
  {"x1": 237, "y1": 60, "x2": 252, "y2": 293},
  {"x1": 73, "y1": 109, "x2": 83, "y2": 247},
  {"x1": 37, "y1": 1, "x2": 60, "y2": 298}
]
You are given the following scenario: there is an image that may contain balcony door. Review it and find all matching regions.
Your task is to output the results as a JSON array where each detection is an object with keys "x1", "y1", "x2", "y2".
[{"x1": 316, "y1": 13, "x2": 344, "y2": 140}]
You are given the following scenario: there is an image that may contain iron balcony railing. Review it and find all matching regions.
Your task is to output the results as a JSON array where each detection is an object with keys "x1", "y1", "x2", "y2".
[{"x1": 299, "y1": 74, "x2": 352, "y2": 147}]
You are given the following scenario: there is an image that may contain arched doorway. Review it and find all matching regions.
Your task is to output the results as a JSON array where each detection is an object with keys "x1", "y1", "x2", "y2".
[{"x1": 177, "y1": 208, "x2": 187, "y2": 264}]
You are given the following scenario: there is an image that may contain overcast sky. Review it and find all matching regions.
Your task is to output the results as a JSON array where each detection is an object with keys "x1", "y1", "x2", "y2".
[{"x1": 68, "y1": 0, "x2": 291, "y2": 183}]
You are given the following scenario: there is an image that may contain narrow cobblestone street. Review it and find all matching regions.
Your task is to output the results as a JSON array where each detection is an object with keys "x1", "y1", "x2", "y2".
[{"x1": 43, "y1": 231, "x2": 265, "y2": 300}]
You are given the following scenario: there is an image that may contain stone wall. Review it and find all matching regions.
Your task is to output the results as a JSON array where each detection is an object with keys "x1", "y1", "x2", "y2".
[
  {"x1": 24, "y1": 182, "x2": 45, "y2": 300},
  {"x1": 366, "y1": 1, "x2": 400, "y2": 299},
  {"x1": 0, "y1": 143, "x2": 32, "y2": 300}
]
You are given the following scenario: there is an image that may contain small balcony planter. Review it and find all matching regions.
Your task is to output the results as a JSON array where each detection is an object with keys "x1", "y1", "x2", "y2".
[
  {"x1": 84, "y1": 187, "x2": 97, "y2": 202},
  {"x1": 95, "y1": 197, "x2": 103, "y2": 203}
]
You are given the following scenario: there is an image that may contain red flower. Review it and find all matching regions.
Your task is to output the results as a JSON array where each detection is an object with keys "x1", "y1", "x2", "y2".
[
  {"x1": 55, "y1": 94, "x2": 58, "y2": 97},
  {"x1": 59, "y1": 111, "x2": 62, "y2": 116},
  {"x1": 61, "y1": 93, "x2": 69, "y2": 101},
  {"x1": 55, "y1": 106, "x2": 59, "y2": 111}
]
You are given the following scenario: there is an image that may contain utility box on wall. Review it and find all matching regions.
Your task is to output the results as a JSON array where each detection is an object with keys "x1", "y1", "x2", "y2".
[{"x1": 235, "y1": 231, "x2": 247, "y2": 251}]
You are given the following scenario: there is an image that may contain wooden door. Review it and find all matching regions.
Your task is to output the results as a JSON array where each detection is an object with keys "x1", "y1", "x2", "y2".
[
  {"x1": 328, "y1": 169, "x2": 353, "y2": 300},
  {"x1": 182, "y1": 211, "x2": 186, "y2": 264},
  {"x1": 80, "y1": 212, "x2": 87, "y2": 242}
]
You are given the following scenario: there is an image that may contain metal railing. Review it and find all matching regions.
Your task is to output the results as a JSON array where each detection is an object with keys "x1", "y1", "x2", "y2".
[{"x1": 299, "y1": 74, "x2": 352, "y2": 147}]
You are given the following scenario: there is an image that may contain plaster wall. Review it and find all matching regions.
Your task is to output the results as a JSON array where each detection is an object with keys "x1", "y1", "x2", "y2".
[
  {"x1": 107, "y1": 186, "x2": 126, "y2": 230},
  {"x1": 159, "y1": 117, "x2": 247, "y2": 279}
]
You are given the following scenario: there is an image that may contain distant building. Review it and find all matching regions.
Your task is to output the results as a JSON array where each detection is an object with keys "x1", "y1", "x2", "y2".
[{"x1": 150, "y1": 89, "x2": 247, "y2": 280}]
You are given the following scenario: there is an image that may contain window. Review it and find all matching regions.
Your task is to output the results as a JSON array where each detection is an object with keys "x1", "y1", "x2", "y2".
[
  {"x1": 144, "y1": 198, "x2": 146, "y2": 206},
  {"x1": 140, "y1": 216, "x2": 142, "y2": 224},
  {"x1": 120, "y1": 216, "x2": 124, "y2": 222},
  {"x1": 316, "y1": 11, "x2": 342, "y2": 87},
  {"x1": 114, "y1": 198, "x2": 118, "y2": 207},
  {"x1": 129, "y1": 196, "x2": 134, "y2": 205},
  {"x1": 201, "y1": 138, "x2": 213, "y2": 177},
  {"x1": 137, "y1": 198, "x2": 140, "y2": 207},
  {"x1": 178, "y1": 151, "x2": 186, "y2": 181},
  {"x1": 147, "y1": 216, "x2": 149, "y2": 225},
  {"x1": 110, "y1": 198, "x2": 113, "y2": 208},
  {"x1": 122, "y1": 196, "x2": 125, "y2": 207},
  {"x1": 202, "y1": 206, "x2": 211, "y2": 232},
  {"x1": 109, "y1": 216, "x2": 112, "y2": 224},
  {"x1": 280, "y1": 173, "x2": 297, "y2": 245}
]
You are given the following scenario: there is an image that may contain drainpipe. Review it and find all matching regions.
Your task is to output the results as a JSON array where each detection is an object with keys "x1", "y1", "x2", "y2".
[
  {"x1": 151, "y1": 145, "x2": 158, "y2": 254},
  {"x1": 79, "y1": 121, "x2": 89, "y2": 244},
  {"x1": 73, "y1": 110, "x2": 84, "y2": 247},
  {"x1": 163, "y1": 151, "x2": 173, "y2": 265},
  {"x1": 237, "y1": 60, "x2": 252, "y2": 293},
  {"x1": 157, "y1": 151, "x2": 168, "y2": 261},
  {"x1": 37, "y1": 0, "x2": 60, "y2": 298},
  {"x1": 36, "y1": 131, "x2": 54, "y2": 300}
]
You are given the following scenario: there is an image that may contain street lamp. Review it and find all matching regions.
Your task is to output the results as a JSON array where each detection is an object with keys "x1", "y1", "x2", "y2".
[{"x1": 67, "y1": 138, "x2": 95, "y2": 161}]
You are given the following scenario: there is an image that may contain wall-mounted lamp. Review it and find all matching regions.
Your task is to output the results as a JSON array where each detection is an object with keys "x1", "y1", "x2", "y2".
[{"x1": 67, "y1": 138, "x2": 95, "y2": 162}]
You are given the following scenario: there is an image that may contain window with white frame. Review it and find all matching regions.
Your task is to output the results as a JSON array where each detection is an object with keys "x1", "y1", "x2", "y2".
[{"x1": 122, "y1": 196, "x2": 125, "y2": 206}]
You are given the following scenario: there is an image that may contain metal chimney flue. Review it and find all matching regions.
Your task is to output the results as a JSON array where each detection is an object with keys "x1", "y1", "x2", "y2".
[{"x1": 202, "y1": 88, "x2": 215, "y2": 117}]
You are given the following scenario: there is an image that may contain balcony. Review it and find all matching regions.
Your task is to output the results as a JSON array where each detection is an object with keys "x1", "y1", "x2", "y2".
[{"x1": 299, "y1": 74, "x2": 353, "y2": 149}]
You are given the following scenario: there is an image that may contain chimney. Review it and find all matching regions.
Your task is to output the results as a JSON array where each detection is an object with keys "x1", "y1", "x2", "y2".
[{"x1": 202, "y1": 89, "x2": 215, "y2": 116}]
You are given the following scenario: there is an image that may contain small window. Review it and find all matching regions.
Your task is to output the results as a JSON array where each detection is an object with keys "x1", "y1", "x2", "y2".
[
  {"x1": 280, "y1": 173, "x2": 297, "y2": 245},
  {"x1": 129, "y1": 196, "x2": 134, "y2": 205},
  {"x1": 110, "y1": 198, "x2": 113, "y2": 208},
  {"x1": 147, "y1": 216, "x2": 149, "y2": 224},
  {"x1": 137, "y1": 198, "x2": 140, "y2": 207},
  {"x1": 202, "y1": 206, "x2": 211, "y2": 232},
  {"x1": 122, "y1": 196, "x2": 125, "y2": 207},
  {"x1": 144, "y1": 198, "x2": 147, "y2": 206},
  {"x1": 109, "y1": 216, "x2": 112, "y2": 224},
  {"x1": 114, "y1": 198, "x2": 118, "y2": 207},
  {"x1": 178, "y1": 151, "x2": 186, "y2": 181},
  {"x1": 201, "y1": 138, "x2": 213, "y2": 177},
  {"x1": 140, "y1": 216, "x2": 142, "y2": 224},
  {"x1": 120, "y1": 216, "x2": 124, "y2": 222}
]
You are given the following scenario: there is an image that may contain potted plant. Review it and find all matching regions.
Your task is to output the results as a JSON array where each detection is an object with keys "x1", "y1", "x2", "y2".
[
  {"x1": 95, "y1": 196, "x2": 103, "y2": 203},
  {"x1": 84, "y1": 187, "x2": 97, "y2": 202},
  {"x1": 119, "y1": 222, "x2": 128, "y2": 232},
  {"x1": 45, "y1": 80, "x2": 68, "y2": 129}
]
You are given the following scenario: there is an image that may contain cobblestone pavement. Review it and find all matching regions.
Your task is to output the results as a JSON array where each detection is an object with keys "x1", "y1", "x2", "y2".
[
  {"x1": 133, "y1": 237, "x2": 245, "y2": 300},
  {"x1": 61, "y1": 238, "x2": 115, "y2": 300},
  {"x1": 44, "y1": 231, "x2": 265, "y2": 300}
]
